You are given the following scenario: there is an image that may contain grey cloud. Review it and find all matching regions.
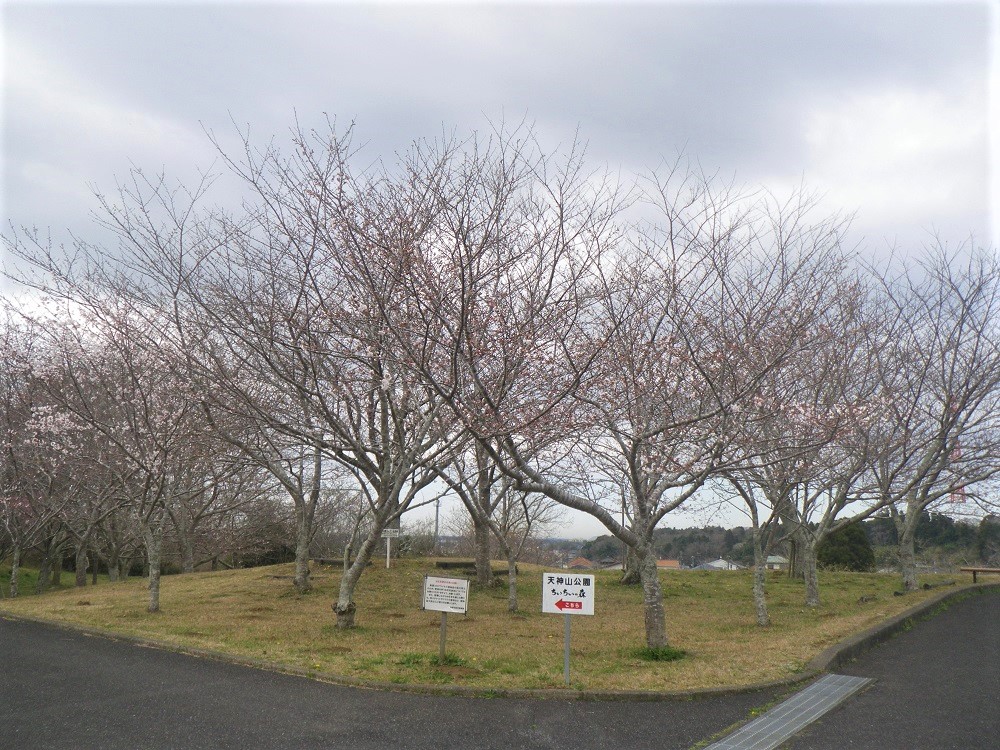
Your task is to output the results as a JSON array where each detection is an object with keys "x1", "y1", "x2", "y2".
[{"x1": 2, "y1": 2, "x2": 991, "y2": 251}]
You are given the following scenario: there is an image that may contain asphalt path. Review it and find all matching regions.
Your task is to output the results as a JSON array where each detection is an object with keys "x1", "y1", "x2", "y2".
[
  {"x1": 785, "y1": 589, "x2": 1000, "y2": 750},
  {"x1": 0, "y1": 616, "x2": 781, "y2": 750},
  {"x1": 2, "y1": 590, "x2": 997, "y2": 750}
]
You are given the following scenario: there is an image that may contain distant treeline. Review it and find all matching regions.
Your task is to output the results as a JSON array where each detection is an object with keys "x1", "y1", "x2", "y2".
[{"x1": 581, "y1": 513, "x2": 1000, "y2": 570}]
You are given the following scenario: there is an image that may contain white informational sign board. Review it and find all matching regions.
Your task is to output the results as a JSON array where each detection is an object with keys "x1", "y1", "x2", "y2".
[
  {"x1": 422, "y1": 575, "x2": 470, "y2": 614},
  {"x1": 381, "y1": 528, "x2": 400, "y2": 538},
  {"x1": 541, "y1": 572, "x2": 595, "y2": 615}
]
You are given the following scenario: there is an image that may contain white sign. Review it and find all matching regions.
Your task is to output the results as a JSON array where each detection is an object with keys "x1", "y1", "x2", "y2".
[
  {"x1": 422, "y1": 575, "x2": 470, "y2": 614},
  {"x1": 381, "y1": 528, "x2": 400, "y2": 538},
  {"x1": 542, "y1": 572, "x2": 595, "y2": 615}
]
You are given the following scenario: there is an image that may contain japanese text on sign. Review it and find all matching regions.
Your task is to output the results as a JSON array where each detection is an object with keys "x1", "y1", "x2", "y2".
[
  {"x1": 541, "y1": 572, "x2": 595, "y2": 615},
  {"x1": 422, "y1": 575, "x2": 470, "y2": 614}
]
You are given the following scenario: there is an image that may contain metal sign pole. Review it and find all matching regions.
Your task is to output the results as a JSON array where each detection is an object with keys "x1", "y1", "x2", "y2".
[
  {"x1": 439, "y1": 611, "x2": 448, "y2": 664},
  {"x1": 564, "y1": 613, "x2": 571, "y2": 685},
  {"x1": 386, "y1": 537, "x2": 391, "y2": 569}
]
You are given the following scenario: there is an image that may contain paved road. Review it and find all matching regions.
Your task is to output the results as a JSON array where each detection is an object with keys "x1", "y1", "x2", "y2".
[
  {"x1": 0, "y1": 616, "x2": 781, "y2": 750},
  {"x1": 2, "y1": 590, "x2": 997, "y2": 750},
  {"x1": 786, "y1": 590, "x2": 1000, "y2": 750}
]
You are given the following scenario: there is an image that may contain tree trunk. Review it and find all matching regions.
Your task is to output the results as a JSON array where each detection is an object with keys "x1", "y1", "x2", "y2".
[
  {"x1": 620, "y1": 545, "x2": 641, "y2": 585},
  {"x1": 898, "y1": 524, "x2": 920, "y2": 591},
  {"x1": 637, "y1": 549, "x2": 669, "y2": 648},
  {"x1": 8, "y1": 546, "x2": 21, "y2": 598},
  {"x1": 107, "y1": 550, "x2": 120, "y2": 583},
  {"x1": 786, "y1": 526, "x2": 807, "y2": 580},
  {"x1": 473, "y1": 519, "x2": 493, "y2": 588},
  {"x1": 143, "y1": 525, "x2": 164, "y2": 614},
  {"x1": 180, "y1": 535, "x2": 195, "y2": 575},
  {"x1": 506, "y1": 549, "x2": 518, "y2": 613},
  {"x1": 749, "y1": 528, "x2": 770, "y2": 626},
  {"x1": 752, "y1": 561, "x2": 770, "y2": 626},
  {"x1": 802, "y1": 540, "x2": 820, "y2": 608},
  {"x1": 51, "y1": 559, "x2": 62, "y2": 587},
  {"x1": 75, "y1": 545, "x2": 89, "y2": 588},
  {"x1": 332, "y1": 532, "x2": 378, "y2": 628},
  {"x1": 34, "y1": 551, "x2": 51, "y2": 595},
  {"x1": 293, "y1": 504, "x2": 312, "y2": 594},
  {"x1": 294, "y1": 442, "x2": 322, "y2": 594}
]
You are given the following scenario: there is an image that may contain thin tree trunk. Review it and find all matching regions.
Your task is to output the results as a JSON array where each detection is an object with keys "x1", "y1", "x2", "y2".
[
  {"x1": 294, "y1": 443, "x2": 322, "y2": 594},
  {"x1": 786, "y1": 526, "x2": 807, "y2": 580},
  {"x1": 899, "y1": 524, "x2": 920, "y2": 591},
  {"x1": 506, "y1": 547, "x2": 518, "y2": 613},
  {"x1": 753, "y1": 561, "x2": 769, "y2": 626},
  {"x1": 180, "y1": 535, "x2": 195, "y2": 575},
  {"x1": 143, "y1": 525, "x2": 164, "y2": 613},
  {"x1": 107, "y1": 550, "x2": 120, "y2": 583},
  {"x1": 9, "y1": 547, "x2": 21, "y2": 598},
  {"x1": 637, "y1": 548, "x2": 669, "y2": 648},
  {"x1": 51, "y1": 558, "x2": 62, "y2": 587},
  {"x1": 34, "y1": 551, "x2": 51, "y2": 595},
  {"x1": 748, "y1": 500, "x2": 770, "y2": 626},
  {"x1": 473, "y1": 519, "x2": 493, "y2": 588},
  {"x1": 75, "y1": 545, "x2": 89, "y2": 588},
  {"x1": 293, "y1": 504, "x2": 312, "y2": 594},
  {"x1": 802, "y1": 540, "x2": 820, "y2": 608}
]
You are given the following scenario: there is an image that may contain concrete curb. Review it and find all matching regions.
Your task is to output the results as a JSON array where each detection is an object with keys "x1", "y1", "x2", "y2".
[{"x1": 3, "y1": 581, "x2": 997, "y2": 702}]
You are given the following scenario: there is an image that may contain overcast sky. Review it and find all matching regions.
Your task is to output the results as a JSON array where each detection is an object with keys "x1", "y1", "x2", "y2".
[{"x1": 2, "y1": 1, "x2": 998, "y2": 536}]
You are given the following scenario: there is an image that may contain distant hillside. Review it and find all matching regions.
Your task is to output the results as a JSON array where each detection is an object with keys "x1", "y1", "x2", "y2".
[
  {"x1": 864, "y1": 512, "x2": 999, "y2": 569},
  {"x1": 578, "y1": 513, "x2": 1000, "y2": 570},
  {"x1": 581, "y1": 526, "x2": 750, "y2": 567}
]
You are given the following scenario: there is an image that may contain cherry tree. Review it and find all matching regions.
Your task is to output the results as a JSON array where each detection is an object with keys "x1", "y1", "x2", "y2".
[
  {"x1": 165, "y1": 123, "x2": 455, "y2": 623},
  {"x1": 719, "y1": 269, "x2": 889, "y2": 615},
  {"x1": 352, "y1": 124, "x2": 856, "y2": 645},
  {"x1": 869, "y1": 247, "x2": 1000, "y2": 591},
  {"x1": 0, "y1": 313, "x2": 78, "y2": 596},
  {"x1": 22, "y1": 304, "x2": 215, "y2": 612},
  {"x1": 436, "y1": 439, "x2": 563, "y2": 609}
]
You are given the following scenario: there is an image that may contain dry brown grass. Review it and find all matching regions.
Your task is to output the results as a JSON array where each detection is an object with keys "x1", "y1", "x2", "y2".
[{"x1": 0, "y1": 560, "x2": 954, "y2": 692}]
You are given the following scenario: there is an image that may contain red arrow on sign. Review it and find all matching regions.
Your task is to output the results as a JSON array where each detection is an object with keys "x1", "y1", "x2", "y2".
[{"x1": 555, "y1": 599, "x2": 583, "y2": 611}]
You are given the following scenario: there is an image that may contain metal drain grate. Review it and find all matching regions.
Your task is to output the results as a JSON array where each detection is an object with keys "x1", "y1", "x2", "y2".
[{"x1": 704, "y1": 673, "x2": 873, "y2": 750}]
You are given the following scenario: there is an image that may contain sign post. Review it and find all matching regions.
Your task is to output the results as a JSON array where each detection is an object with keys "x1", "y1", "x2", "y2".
[
  {"x1": 381, "y1": 527, "x2": 400, "y2": 568},
  {"x1": 422, "y1": 575, "x2": 470, "y2": 664},
  {"x1": 542, "y1": 572, "x2": 595, "y2": 685}
]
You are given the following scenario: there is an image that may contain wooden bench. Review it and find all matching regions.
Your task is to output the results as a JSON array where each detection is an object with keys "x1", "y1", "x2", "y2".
[
  {"x1": 433, "y1": 560, "x2": 517, "y2": 575},
  {"x1": 959, "y1": 566, "x2": 1000, "y2": 583}
]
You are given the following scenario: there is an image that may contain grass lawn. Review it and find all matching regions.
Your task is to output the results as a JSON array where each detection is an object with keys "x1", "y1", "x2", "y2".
[
  {"x1": 0, "y1": 560, "x2": 956, "y2": 692},
  {"x1": 0, "y1": 567, "x2": 110, "y2": 597}
]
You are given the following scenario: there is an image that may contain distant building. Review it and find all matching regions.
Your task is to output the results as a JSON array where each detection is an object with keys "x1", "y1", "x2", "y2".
[
  {"x1": 656, "y1": 559, "x2": 682, "y2": 570},
  {"x1": 693, "y1": 558, "x2": 744, "y2": 571},
  {"x1": 566, "y1": 557, "x2": 594, "y2": 570},
  {"x1": 766, "y1": 555, "x2": 789, "y2": 571}
]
